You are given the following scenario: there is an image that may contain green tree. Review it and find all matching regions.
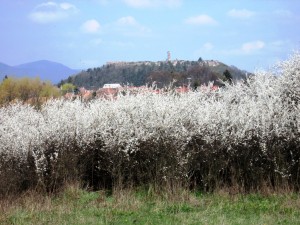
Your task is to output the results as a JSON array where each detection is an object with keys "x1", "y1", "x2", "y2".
[
  {"x1": 193, "y1": 81, "x2": 200, "y2": 90},
  {"x1": 40, "y1": 81, "x2": 61, "y2": 99},
  {"x1": 17, "y1": 77, "x2": 32, "y2": 101},
  {"x1": 223, "y1": 69, "x2": 233, "y2": 84},
  {"x1": 0, "y1": 77, "x2": 61, "y2": 106},
  {"x1": 61, "y1": 83, "x2": 76, "y2": 95},
  {"x1": 0, "y1": 77, "x2": 18, "y2": 104}
]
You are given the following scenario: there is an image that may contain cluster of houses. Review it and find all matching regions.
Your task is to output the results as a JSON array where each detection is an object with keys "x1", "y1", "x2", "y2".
[{"x1": 64, "y1": 83, "x2": 219, "y2": 101}]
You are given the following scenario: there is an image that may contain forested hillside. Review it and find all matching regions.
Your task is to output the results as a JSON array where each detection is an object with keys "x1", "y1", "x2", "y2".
[{"x1": 62, "y1": 59, "x2": 248, "y2": 89}]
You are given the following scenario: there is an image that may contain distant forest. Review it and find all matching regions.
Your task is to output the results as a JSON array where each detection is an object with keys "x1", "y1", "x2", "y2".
[{"x1": 60, "y1": 59, "x2": 248, "y2": 89}]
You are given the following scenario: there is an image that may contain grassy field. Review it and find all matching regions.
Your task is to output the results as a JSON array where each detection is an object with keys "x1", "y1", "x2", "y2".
[{"x1": 1, "y1": 184, "x2": 300, "y2": 225}]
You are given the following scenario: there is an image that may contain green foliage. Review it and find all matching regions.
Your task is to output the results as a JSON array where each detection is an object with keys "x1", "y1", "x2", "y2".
[
  {"x1": 60, "y1": 83, "x2": 76, "y2": 95},
  {"x1": 223, "y1": 69, "x2": 233, "y2": 84},
  {"x1": 0, "y1": 77, "x2": 18, "y2": 103},
  {"x1": 0, "y1": 77, "x2": 60, "y2": 106},
  {"x1": 40, "y1": 81, "x2": 61, "y2": 98}
]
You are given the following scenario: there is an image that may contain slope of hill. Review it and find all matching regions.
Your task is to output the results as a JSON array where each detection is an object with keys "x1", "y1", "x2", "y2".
[
  {"x1": 0, "y1": 60, "x2": 80, "y2": 84},
  {"x1": 64, "y1": 59, "x2": 248, "y2": 89},
  {"x1": 0, "y1": 62, "x2": 11, "y2": 72}
]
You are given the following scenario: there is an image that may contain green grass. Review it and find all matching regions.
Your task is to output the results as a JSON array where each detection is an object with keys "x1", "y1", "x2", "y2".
[{"x1": 1, "y1": 185, "x2": 300, "y2": 225}]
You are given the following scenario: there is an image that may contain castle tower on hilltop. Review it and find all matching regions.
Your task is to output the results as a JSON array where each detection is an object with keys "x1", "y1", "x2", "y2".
[{"x1": 167, "y1": 51, "x2": 171, "y2": 61}]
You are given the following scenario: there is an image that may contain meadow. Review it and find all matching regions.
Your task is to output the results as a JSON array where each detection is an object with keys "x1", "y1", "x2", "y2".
[{"x1": 1, "y1": 184, "x2": 300, "y2": 225}]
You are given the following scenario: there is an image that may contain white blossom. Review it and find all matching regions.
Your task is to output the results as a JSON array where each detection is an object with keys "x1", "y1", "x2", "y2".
[{"x1": 0, "y1": 52, "x2": 300, "y2": 183}]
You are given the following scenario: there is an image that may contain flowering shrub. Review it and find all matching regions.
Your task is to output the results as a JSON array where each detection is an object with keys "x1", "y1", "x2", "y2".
[{"x1": 0, "y1": 52, "x2": 300, "y2": 194}]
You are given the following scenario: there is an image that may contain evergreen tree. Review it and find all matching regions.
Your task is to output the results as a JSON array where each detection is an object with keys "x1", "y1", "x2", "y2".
[{"x1": 223, "y1": 69, "x2": 233, "y2": 84}]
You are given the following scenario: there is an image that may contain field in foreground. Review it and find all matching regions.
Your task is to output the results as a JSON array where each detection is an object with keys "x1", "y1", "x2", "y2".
[{"x1": 1, "y1": 185, "x2": 300, "y2": 225}]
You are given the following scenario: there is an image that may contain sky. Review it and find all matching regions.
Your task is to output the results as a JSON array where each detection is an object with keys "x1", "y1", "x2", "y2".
[{"x1": 1, "y1": 0, "x2": 300, "y2": 72}]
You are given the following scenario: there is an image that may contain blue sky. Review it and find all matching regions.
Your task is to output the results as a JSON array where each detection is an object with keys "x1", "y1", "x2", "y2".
[{"x1": 0, "y1": 0, "x2": 299, "y2": 72}]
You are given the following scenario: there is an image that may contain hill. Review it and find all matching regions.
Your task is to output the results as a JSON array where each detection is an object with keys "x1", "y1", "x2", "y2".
[
  {"x1": 63, "y1": 59, "x2": 248, "y2": 89},
  {"x1": 0, "y1": 60, "x2": 80, "y2": 84},
  {"x1": 0, "y1": 62, "x2": 11, "y2": 73}
]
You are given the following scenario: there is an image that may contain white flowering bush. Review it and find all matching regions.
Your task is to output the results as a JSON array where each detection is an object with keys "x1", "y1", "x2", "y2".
[{"x1": 0, "y1": 52, "x2": 300, "y2": 194}]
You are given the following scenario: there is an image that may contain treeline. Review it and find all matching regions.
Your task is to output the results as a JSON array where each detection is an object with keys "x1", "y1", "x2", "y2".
[
  {"x1": 0, "y1": 76, "x2": 61, "y2": 106},
  {"x1": 62, "y1": 60, "x2": 247, "y2": 89}
]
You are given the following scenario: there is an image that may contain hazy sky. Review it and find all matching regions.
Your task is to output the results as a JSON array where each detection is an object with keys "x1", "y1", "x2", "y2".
[{"x1": 1, "y1": 0, "x2": 299, "y2": 71}]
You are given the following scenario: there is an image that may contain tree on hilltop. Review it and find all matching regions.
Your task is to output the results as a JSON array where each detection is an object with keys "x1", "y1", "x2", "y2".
[{"x1": 223, "y1": 69, "x2": 233, "y2": 84}]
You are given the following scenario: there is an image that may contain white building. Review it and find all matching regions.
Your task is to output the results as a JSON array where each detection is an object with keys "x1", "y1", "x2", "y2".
[{"x1": 103, "y1": 83, "x2": 122, "y2": 89}]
